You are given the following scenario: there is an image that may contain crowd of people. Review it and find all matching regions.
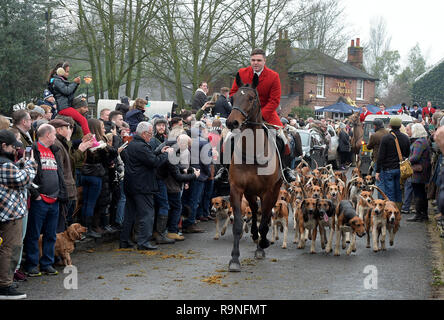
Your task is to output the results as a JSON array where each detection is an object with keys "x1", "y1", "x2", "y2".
[{"x1": 1, "y1": 54, "x2": 444, "y2": 301}]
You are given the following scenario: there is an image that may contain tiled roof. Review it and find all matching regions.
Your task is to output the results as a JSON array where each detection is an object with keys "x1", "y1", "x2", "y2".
[{"x1": 273, "y1": 48, "x2": 379, "y2": 81}]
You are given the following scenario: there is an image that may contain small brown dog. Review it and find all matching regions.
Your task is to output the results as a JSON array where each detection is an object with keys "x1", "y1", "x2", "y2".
[
  {"x1": 271, "y1": 199, "x2": 289, "y2": 249},
  {"x1": 39, "y1": 223, "x2": 87, "y2": 266}
]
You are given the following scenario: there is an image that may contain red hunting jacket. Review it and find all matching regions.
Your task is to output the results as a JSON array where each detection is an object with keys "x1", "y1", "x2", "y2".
[{"x1": 229, "y1": 66, "x2": 283, "y2": 127}]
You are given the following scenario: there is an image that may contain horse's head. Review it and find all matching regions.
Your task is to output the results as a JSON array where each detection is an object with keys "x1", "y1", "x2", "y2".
[
  {"x1": 348, "y1": 112, "x2": 360, "y2": 126},
  {"x1": 226, "y1": 73, "x2": 261, "y2": 130}
]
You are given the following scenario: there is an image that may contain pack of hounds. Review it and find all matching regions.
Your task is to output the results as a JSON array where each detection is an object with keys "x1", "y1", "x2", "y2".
[{"x1": 211, "y1": 160, "x2": 401, "y2": 256}]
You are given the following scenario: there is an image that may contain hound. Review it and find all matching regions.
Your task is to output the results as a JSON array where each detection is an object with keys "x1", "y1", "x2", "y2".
[
  {"x1": 271, "y1": 200, "x2": 290, "y2": 249},
  {"x1": 316, "y1": 199, "x2": 336, "y2": 252},
  {"x1": 326, "y1": 200, "x2": 366, "y2": 256},
  {"x1": 385, "y1": 201, "x2": 402, "y2": 248},
  {"x1": 297, "y1": 198, "x2": 319, "y2": 253}
]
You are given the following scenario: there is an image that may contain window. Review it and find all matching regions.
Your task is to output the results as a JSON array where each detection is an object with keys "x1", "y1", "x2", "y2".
[
  {"x1": 316, "y1": 75, "x2": 325, "y2": 98},
  {"x1": 356, "y1": 79, "x2": 364, "y2": 100}
]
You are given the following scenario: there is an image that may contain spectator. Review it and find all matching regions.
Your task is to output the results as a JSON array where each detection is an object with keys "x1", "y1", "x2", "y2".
[
  {"x1": 81, "y1": 119, "x2": 117, "y2": 237},
  {"x1": 401, "y1": 123, "x2": 415, "y2": 214},
  {"x1": 192, "y1": 82, "x2": 209, "y2": 112},
  {"x1": 410, "y1": 103, "x2": 421, "y2": 119},
  {"x1": 24, "y1": 124, "x2": 67, "y2": 277},
  {"x1": 149, "y1": 117, "x2": 175, "y2": 245},
  {"x1": 169, "y1": 117, "x2": 186, "y2": 139},
  {"x1": 125, "y1": 98, "x2": 148, "y2": 133},
  {"x1": 0, "y1": 130, "x2": 37, "y2": 299},
  {"x1": 360, "y1": 105, "x2": 372, "y2": 122},
  {"x1": 40, "y1": 104, "x2": 53, "y2": 122},
  {"x1": 42, "y1": 89, "x2": 57, "y2": 118},
  {"x1": 422, "y1": 101, "x2": 436, "y2": 123},
  {"x1": 11, "y1": 110, "x2": 33, "y2": 157},
  {"x1": 407, "y1": 123, "x2": 432, "y2": 222},
  {"x1": 50, "y1": 119, "x2": 92, "y2": 229},
  {"x1": 181, "y1": 110, "x2": 193, "y2": 135},
  {"x1": 337, "y1": 123, "x2": 351, "y2": 170},
  {"x1": 181, "y1": 125, "x2": 212, "y2": 233},
  {"x1": 213, "y1": 87, "x2": 232, "y2": 118},
  {"x1": 397, "y1": 103, "x2": 410, "y2": 115},
  {"x1": 49, "y1": 62, "x2": 91, "y2": 135},
  {"x1": 100, "y1": 108, "x2": 112, "y2": 133},
  {"x1": 0, "y1": 115, "x2": 10, "y2": 130},
  {"x1": 164, "y1": 134, "x2": 199, "y2": 241},
  {"x1": 375, "y1": 117, "x2": 410, "y2": 209},
  {"x1": 376, "y1": 104, "x2": 389, "y2": 115},
  {"x1": 367, "y1": 118, "x2": 389, "y2": 174},
  {"x1": 119, "y1": 122, "x2": 173, "y2": 250}
]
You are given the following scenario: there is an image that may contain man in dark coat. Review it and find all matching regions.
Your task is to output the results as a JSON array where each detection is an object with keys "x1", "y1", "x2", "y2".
[
  {"x1": 375, "y1": 117, "x2": 410, "y2": 209},
  {"x1": 212, "y1": 87, "x2": 232, "y2": 118},
  {"x1": 119, "y1": 122, "x2": 173, "y2": 250},
  {"x1": 191, "y1": 82, "x2": 209, "y2": 112}
]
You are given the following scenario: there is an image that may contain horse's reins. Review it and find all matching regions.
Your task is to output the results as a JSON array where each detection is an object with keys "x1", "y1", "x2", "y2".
[
  {"x1": 231, "y1": 87, "x2": 263, "y2": 127},
  {"x1": 231, "y1": 86, "x2": 290, "y2": 184}
]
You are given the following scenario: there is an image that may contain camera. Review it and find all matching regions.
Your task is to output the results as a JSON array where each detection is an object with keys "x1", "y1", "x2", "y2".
[{"x1": 25, "y1": 146, "x2": 32, "y2": 159}]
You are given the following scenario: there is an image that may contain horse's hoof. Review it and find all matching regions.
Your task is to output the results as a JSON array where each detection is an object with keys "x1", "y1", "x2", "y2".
[
  {"x1": 228, "y1": 260, "x2": 241, "y2": 272},
  {"x1": 259, "y1": 238, "x2": 270, "y2": 249},
  {"x1": 254, "y1": 249, "x2": 266, "y2": 259},
  {"x1": 390, "y1": 241, "x2": 394, "y2": 246}
]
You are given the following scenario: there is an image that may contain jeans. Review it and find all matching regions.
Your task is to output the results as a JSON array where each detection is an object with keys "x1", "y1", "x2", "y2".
[
  {"x1": 75, "y1": 169, "x2": 82, "y2": 187},
  {"x1": 24, "y1": 200, "x2": 59, "y2": 271},
  {"x1": 154, "y1": 179, "x2": 170, "y2": 217},
  {"x1": 115, "y1": 181, "x2": 126, "y2": 226},
  {"x1": 197, "y1": 179, "x2": 214, "y2": 219},
  {"x1": 81, "y1": 175, "x2": 102, "y2": 218},
  {"x1": 120, "y1": 193, "x2": 155, "y2": 247},
  {"x1": 380, "y1": 168, "x2": 402, "y2": 202},
  {"x1": 167, "y1": 191, "x2": 183, "y2": 233},
  {"x1": 401, "y1": 178, "x2": 414, "y2": 212},
  {"x1": 182, "y1": 180, "x2": 205, "y2": 228}
]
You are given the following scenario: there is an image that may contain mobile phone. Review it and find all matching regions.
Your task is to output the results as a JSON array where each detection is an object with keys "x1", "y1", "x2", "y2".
[
  {"x1": 25, "y1": 146, "x2": 32, "y2": 159},
  {"x1": 121, "y1": 141, "x2": 129, "y2": 149}
]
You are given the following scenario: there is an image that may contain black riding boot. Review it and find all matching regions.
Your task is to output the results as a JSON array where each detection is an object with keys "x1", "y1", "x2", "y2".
[{"x1": 276, "y1": 136, "x2": 296, "y2": 182}]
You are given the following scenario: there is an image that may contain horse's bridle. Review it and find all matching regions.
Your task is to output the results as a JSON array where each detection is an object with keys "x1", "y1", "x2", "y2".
[{"x1": 231, "y1": 87, "x2": 262, "y2": 127}]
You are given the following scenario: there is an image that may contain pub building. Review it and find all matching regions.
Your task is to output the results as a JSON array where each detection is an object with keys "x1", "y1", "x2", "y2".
[{"x1": 270, "y1": 31, "x2": 379, "y2": 117}]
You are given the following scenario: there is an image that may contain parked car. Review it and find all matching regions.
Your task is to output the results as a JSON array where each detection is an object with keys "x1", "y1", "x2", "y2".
[
  {"x1": 360, "y1": 114, "x2": 415, "y2": 175},
  {"x1": 296, "y1": 129, "x2": 328, "y2": 169}
]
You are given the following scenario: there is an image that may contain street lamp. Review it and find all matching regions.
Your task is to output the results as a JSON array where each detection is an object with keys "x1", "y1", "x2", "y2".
[
  {"x1": 308, "y1": 90, "x2": 314, "y2": 102},
  {"x1": 83, "y1": 75, "x2": 92, "y2": 105}
]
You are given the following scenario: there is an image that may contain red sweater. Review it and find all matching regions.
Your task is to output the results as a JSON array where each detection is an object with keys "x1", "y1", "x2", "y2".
[{"x1": 229, "y1": 66, "x2": 283, "y2": 127}]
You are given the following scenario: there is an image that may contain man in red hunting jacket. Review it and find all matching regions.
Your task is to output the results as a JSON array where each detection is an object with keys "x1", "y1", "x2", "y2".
[
  {"x1": 227, "y1": 48, "x2": 296, "y2": 182},
  {"x1": 229, "y1": 50, "x2": 283, "y2": 127}
]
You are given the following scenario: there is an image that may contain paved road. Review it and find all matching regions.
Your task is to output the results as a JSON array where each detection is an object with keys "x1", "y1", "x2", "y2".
[{"x1": 20, "y1": 209, "x2": 433, "y2": 300}]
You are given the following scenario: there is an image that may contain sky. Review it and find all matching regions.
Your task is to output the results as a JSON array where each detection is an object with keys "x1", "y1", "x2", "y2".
[{"x1": 342, "y1": 0, "x2": 444, "y2": 69}]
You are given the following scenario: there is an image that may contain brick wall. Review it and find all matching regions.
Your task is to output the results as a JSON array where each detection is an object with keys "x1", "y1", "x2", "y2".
[{"x1": 279, "y1": 74, "x2": 376, "y2": 116}]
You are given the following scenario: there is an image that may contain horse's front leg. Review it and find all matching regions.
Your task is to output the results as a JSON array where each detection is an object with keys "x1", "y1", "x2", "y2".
[{"x1": 229, "y1": 190, "x2": 243, "y2": 272}]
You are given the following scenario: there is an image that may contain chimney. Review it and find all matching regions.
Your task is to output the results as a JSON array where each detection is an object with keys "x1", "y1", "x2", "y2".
[
  {"x1": 275, "y1": 30, "x2": 291, "y2": 96},
  {"x1": 347, "y1": 38, "x2": 364, "y2": 70}
]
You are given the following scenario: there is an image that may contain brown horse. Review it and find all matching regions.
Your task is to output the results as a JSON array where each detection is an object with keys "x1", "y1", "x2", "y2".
[
  {"x1": 349, "y1": 112, "x2": 363, "y2": 167},
  {"x1": 225, "y1": 73, "x2": 283, "y2": 272}
]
